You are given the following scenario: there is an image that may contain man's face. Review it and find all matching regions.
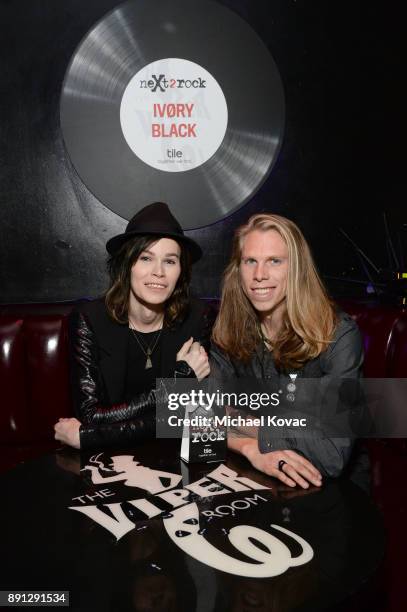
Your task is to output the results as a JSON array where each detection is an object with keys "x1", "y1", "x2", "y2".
[{"x1": 239, "y1": 229, "x2": 289, "y2": 317}]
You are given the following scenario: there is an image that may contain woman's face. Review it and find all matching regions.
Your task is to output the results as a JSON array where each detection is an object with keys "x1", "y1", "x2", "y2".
[{"x1": 130, "y1": 238, "x2": 182, "y2": 308}]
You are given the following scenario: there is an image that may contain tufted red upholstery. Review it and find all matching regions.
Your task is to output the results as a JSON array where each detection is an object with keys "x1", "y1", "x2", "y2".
[
  {"x1": 1, "y1": 299, "x2": 407, "y2": 472},
  {"x1": 0, "y1": 317, "x2": 28, "y2": 444},
  {"x1": 0, "y1": 303, "x2": 74, "y2": 470}
]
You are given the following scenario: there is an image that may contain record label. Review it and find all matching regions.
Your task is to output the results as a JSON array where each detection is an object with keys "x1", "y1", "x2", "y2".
[
  {"x1": 60, "y1": 0, "x2": 285, "y2": 228},
  {"x1": 120, "y1": 58, "x2": 228, "y2": 172}
]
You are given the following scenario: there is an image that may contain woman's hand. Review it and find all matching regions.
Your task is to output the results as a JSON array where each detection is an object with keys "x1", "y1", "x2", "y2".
[
  {"x1": 176, "y1": 337, "x2": 210, "y2": 380},
  {"x1": 233, "y1": 438, "x2": 322, "y2": 489},
  {"x1": 54, "y1": 417, "x2": 81, "y2": 449}
]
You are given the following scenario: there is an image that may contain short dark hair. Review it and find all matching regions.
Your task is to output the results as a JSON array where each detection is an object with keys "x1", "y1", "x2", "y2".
[{"x1": 105, "y1": 235, "x2": 191, "y2": 326}]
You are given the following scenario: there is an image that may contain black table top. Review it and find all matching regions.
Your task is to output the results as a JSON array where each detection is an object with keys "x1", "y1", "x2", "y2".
[{"x1": 0, "y1": 440, "x2": 384, "y2": 612}]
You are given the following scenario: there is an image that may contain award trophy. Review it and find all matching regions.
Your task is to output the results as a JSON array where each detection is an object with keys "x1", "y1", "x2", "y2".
[{"x1": 180, "y1": 400, "x2": 227, "y2": 464}]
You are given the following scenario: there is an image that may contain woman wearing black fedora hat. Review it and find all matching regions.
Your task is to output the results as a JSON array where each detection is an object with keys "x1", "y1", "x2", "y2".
[{"x1": 54, "y1": 202, "x2": 212, "y2": 449}]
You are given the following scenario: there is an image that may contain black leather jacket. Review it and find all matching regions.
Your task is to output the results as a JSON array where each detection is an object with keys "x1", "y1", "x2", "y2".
[
  {"x1": 211, "y1": 312, "x2": 370, "y2": 488},
  {"x1": 70, "y1": 298, "x2": 215, "y2": 449}
]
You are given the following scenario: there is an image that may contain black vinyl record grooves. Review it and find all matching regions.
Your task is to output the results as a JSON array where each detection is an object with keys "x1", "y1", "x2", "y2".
[{"x1": 60, "y1": 0, "x2": 285, "y2": 229}]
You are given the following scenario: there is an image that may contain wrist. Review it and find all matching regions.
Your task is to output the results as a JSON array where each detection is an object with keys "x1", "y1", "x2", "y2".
[
  {"x1": 229, "y1": 436, "x2": 256, "y2": 459},
  {"x1": 242, "y1": 438, "x2": 257, "y2": 459},
  {"x1": 174, "y1": 360, "x2": 196, "y2": 378}
]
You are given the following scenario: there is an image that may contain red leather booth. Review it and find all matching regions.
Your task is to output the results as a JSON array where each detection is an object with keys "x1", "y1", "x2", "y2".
[
  {"x1": 1, "y1": 299, "x2": 407, "y2": 473},
  {"x1": 0, "y1": 303, "x2": 74, "y2": 471}
]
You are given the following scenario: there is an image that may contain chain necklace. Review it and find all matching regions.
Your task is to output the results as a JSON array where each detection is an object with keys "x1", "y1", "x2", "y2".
[
  {"x1": 129, "y1": 320, "x2": 163, "y2": 370},
  {"x1": 259, "y1": 323, "x2": 273, "y2": 350}
]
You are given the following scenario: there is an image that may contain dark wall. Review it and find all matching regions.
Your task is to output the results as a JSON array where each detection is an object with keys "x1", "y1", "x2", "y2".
[{"x1": 0, "y1": 0, "x2": 402, "y2": 302}]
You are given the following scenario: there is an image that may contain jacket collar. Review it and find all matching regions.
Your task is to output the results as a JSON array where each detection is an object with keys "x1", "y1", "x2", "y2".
[{"x1": 86, "y1": 299, "x2": 194, "y2": 403}]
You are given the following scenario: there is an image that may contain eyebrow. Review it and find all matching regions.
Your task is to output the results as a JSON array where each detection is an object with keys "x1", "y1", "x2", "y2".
[
  {"x1": 142, "y1": 249, "x2": 180, "y2": 258},
  {"x1": 242, "y1": 254, "x2": 285, "y2": 259}
]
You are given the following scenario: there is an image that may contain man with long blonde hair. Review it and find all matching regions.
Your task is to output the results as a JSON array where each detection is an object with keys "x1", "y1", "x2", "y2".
[{"x1": 212, "y1": 213, "x2": 368, "y2": 490}]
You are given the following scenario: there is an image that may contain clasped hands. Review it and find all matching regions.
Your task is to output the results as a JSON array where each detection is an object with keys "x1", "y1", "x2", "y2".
[{"x1": 176, "y1": 337, "x2": 210, "y2": 380}]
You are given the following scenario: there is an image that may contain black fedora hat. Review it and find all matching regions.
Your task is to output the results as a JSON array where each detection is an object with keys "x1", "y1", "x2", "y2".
[{"x1": 106, "y1": 202, "x2": 202, "y2": 262}]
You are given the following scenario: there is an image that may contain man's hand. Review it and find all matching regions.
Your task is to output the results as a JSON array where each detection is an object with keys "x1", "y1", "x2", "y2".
[
  {"x1": 176, "y1": 337, "x2": 210, "y2": 380},
  {"x1": 54, "y1": 417, "x2": 81, "y2": 449},
  {"x1": 230, "y1": 438, "x2": 322, "y2": 489}
]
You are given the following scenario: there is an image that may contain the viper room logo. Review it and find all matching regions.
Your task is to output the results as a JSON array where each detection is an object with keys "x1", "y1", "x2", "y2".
[{"x1": 68, "y1": 454, "x2": 313, "y2": 578}]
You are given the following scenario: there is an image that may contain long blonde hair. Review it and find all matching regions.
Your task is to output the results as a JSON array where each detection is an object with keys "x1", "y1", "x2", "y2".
[{"x1": 212, "y1": 214, "x2": 337, "y2": 370}]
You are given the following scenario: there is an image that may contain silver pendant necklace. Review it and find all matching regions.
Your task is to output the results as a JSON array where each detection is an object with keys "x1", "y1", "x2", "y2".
[{"x1": 129, "y1": 324, "x2": 163, "y2": 370}]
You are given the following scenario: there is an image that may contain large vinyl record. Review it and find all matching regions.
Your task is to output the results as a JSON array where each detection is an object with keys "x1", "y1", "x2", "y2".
[{"x1": 60, "y1": 0, "x2": 285, "y2": 229}]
